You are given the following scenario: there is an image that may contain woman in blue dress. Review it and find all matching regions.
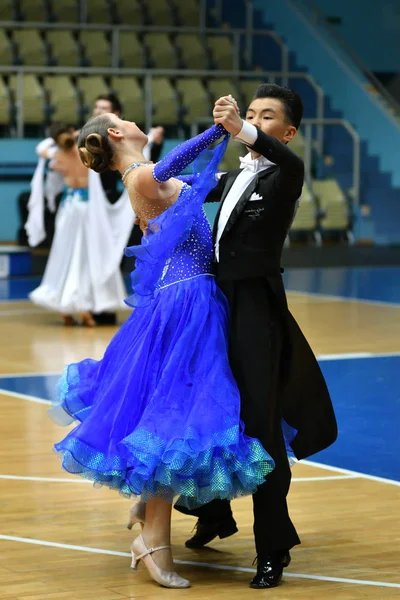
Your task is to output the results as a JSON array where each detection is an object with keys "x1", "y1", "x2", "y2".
[{"x1": 49, "y1": 112, "x2": 274, "y2": 588}]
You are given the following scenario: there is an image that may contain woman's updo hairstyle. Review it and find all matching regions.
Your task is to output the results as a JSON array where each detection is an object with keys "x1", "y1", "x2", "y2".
[{"x1": 77, "y1": 114, "x2": 116, "y2": 174}]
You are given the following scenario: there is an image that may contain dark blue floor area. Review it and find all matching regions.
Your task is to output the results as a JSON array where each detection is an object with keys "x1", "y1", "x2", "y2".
[
  {"x1": 283, "y1": 266, "x2": 400, "y2": 304},
  {"x1": 314, "y1": 356, "x2": 400, "y2": 481},
  {"x1": 3, "y1": 266, "x2": 400, "y2": 304},
  {"x1": 0, "y1": 374, "x2": 59, "y2": 401},
  {"x1": 1, "y1": 355, "x2": 399, "y2": 482}
]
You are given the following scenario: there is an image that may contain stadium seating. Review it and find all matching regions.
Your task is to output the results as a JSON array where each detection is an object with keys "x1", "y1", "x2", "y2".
[
  {"x1": 45, "y1": 75, "x2": 81, "y2": 124},
  {"x1": 80, "y1": 30, "x2": 111, "y2": 67},
  {"x1": 9, "y1": 74, "x2": 46, "y2": 124},
  {"x1": 111, "y1": 76, "x2": 145, "y2": 123},
  {"x1": 47, "y1": 30, "x2": 80, "y2": 66},
  {"x1": 176, "y1": 78, "x2": 210, "y2": 125},
  {"x1": 288, "y1": 183, "x2": 321, "y2": 245},
  {"x1": 13, "y1": 29, "x2": 47, "y2": 66}
]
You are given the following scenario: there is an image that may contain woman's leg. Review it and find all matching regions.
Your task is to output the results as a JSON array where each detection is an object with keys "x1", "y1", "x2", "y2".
[{"x1": 140, "y1": 498, "x2": 174, "y2": 571}]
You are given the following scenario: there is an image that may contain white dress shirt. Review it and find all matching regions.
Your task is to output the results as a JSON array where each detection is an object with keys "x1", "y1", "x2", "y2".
[{"x1": 215, "y1": 121, "x2": 275, "y2": 261}]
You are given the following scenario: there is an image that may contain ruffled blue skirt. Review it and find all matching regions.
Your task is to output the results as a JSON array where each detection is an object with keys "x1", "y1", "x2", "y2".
[{"x1": 50, "y1": 275, "x2": 275, "y2": 509}]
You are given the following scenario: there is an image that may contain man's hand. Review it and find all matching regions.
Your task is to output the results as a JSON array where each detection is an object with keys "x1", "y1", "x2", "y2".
[{"x1": 213, "y1": 95, "x2": 242, "y2": 136}]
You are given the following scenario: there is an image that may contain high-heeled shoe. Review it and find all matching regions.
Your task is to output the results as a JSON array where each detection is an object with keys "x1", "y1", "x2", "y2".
[
  {"x1": 130, "y1": 534, "x2": 190, "y2": 589},
  {"x1": 127, "y1": 501, "x2": 146, "y2": 530}
]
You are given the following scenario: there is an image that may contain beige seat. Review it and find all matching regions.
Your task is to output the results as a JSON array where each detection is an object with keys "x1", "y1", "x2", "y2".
[
  {"x1": 77, "y1": 76, "x2": 109, "y2": 114},
  {"x1": 176, "y1": 0, "x2": 200, "y2": 26},
  {"x1": 207, "y1": 35, "x2": 234, "y2": 70},
  {"x1": 80, "y1": 31, "x2": 110, "y2": 67},
  {"x1": 0, "y1": 30, "x2": 13, "y2": 66},
  {"x1": 47, "y1": 30, "x2": 80, "y2": 66},
  {"x1": 111, "y1": 77, "x2": 145, "y2": 124},
  {"x1": 52, "y1": 0, "x2": 79, "y2": 22},
  {"x1": 146, "y1": 0, "x2": 175, "y2": 26},
  {"x1": 144, "y1": 33, "x2": 177, "y2": 69},
  {"x1": 0, "y1": 77, "x2": 11, "y2": 125},
  {"x1": 116, "y1": 0, "x2": 143, "y2": 24},
  {"x1": 9, "y1": 74, "x2": 45, "y2": 124},
  {"x1": 175, "y1": 34, "x2": 208, "y2": 70},
  {"x1": 313, "y1": 179, "x2": 352, "y2": 240},
  {"x1": 119, "y1": 32, "x2": 145, "y2": 68},
  {"x1": 151, "y1": 78, "x2": 178, "y2": 125},
  {"x1": 19, "y1": 0, "x2": 48, "y2": 21},
  {"x1": 289, "y1": 182, "x2": 321, "y2": 245},
  {"x1": 2, "y1": 0, "x2": 15, "y2": 20},
  {"x1": 208, "y1": 78, "x2": 240, "y2": 105},
  {"x1": 13, "y1": 29, "x2": 47, "y2": 66},
  {"x1": 44, "y1": 75, "x2": 80, "y2": 124},
  {"x1": 239, "y1": 79, "x2": 265, "y2": 109},
  {"x1": 176, "y1": 78, "x2": 210, "y2": 125},
  {"x1": 85, "y1": 0, "x2": 111, "y2": 23}
]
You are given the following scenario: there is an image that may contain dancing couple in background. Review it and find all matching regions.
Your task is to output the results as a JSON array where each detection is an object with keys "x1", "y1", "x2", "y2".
[
  {"x1": 49, "y1": 84, "x2": 337, "y2": 589},
  {"x1": 26, "y1": 93, "x2": 165, "y2": 327}
]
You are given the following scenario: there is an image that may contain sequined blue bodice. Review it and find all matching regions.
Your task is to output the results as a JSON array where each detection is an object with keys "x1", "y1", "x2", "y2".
[
  {"x1": 124, "y1": 125, "x2": 229, "y2": 308},
  {"x1": 156, "y1": 185, "x2": 213, "y2": 290}
]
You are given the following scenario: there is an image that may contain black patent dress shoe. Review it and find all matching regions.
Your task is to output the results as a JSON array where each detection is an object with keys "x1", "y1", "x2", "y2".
[
  {"x1": 92, "y1": 312, "x2": 117, "y2": 326},
  {"x1": 185, "y1": 518, "x2": 238, "y2": 549},
  {"x1": 250, "y1": 551, "x2": 291, "y2": 589}
]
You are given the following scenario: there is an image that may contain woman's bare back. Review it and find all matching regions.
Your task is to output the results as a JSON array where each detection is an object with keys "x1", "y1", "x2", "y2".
[
  {"x1": 53, "y1": 146, "x2": 88, "y2": 189},
  {"x1": 124, "y1": 167, "x2": 184, "y2": 233}
]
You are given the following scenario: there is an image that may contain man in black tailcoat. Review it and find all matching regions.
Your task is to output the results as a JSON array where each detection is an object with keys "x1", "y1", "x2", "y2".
[{"x1": 175, "y1": 84, "x2": 337, "y2": 589}]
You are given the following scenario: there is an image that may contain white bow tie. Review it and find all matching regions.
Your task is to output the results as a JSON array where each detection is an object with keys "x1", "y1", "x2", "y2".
[{"x1": 239, "y1": 154, "x2": 274, "y2": 173}]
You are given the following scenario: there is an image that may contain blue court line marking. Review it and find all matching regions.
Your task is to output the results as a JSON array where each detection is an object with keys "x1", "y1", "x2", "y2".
[
  {"x1": 0, "y1": 388, "x2": 50, "y2": 405},
  {"x1": 1, "y1": 352, "x2": 400, "y2": 381},
  {"x1": 287, "y1": 289, "x2": 400, "y2": 308},
  {"x1": 284, "y1": 266, "x2": 400, "y2": 305},
  {"x1": 3, "y1": 267, "x2": 400, "y2": 305},
  {"x1": 1, "y1": 353, "x2": 399, "y2": 483}
]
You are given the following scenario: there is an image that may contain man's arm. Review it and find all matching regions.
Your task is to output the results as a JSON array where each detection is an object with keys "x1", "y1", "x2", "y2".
[
  {"x1": 234, "y1": 121, "x2": 304, "y2": 195},
  {"x1": 235, "y1": 121, "x2": 303, "y2": 174},
  {"x1": 35, "y1": 137, "x2": 58, "y2": 160}
]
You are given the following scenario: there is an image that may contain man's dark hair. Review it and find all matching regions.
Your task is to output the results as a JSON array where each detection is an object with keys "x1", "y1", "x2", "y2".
[
  {"x1": 49, "y1": 121, "x2": 71, "y2": 140},
  {"x1": 49, "y1": 121, "x2": 75, "y2": 150},
  {"x1": 96, "y1": 93, "x2": 123, "y2": 115},
  {"x1": 252, "y1": 83, "x2": 303, "y2": 129}
]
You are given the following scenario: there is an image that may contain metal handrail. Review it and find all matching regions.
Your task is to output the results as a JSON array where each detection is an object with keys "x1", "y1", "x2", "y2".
[
  {"x1": 0, "y1": 68, "x2": 323, "y2": 138},
  {"x1": 0, "y1": 20, "x2": 282, "y2": 35},
  {"x1": 0, "y1": 20, "x2": 290, "y2": 80},
  {"x1": 297, "y1": 0, "x2": 400, "y2": 118}
]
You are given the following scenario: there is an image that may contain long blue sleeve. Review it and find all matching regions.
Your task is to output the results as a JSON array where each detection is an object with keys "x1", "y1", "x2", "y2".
[
  {"x1": 152, "y1": 125, "x2": 227, "y2": 183},
  {"x1": 175, "y1": 174, "x2": 196, "y2": 185}
]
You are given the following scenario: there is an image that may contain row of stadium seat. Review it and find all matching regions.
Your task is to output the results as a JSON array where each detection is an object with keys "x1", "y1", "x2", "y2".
[
  {"x1": 289, "y1": 179, "x2": 353, "y2": 244},
  {"x1": 0, "y1": 71, "x2": 352, "y2": 238},
  {"x1": 3, "y1": 0, "x2": 201, "y2": 26},
  {"x1": 0, "y1": 29, "x2": 236, "y2": 69},
  {"x1": 0, "y1": 74, "x2": 267, "y2": 125}
]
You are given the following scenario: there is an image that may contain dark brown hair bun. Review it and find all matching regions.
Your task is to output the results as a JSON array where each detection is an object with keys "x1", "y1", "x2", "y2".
[{"x1": 77, "y1": 115, "x2": 115, "y2": 173}]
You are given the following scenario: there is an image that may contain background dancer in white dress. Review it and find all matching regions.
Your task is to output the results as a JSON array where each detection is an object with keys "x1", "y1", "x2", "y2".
[{"x1": 29, "y1": 124, "x2": 133, "y2": 327}]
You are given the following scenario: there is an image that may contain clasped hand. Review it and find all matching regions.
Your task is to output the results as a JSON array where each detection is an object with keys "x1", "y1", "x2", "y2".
[{"x1": 213, "y1": 95, "x2": 243, "y2": 136}]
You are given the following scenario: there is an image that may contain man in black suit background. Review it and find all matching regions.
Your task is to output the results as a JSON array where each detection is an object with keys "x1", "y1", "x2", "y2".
[{"x1": 175, "y1": 84, "x2": 337, "y2": 589}]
